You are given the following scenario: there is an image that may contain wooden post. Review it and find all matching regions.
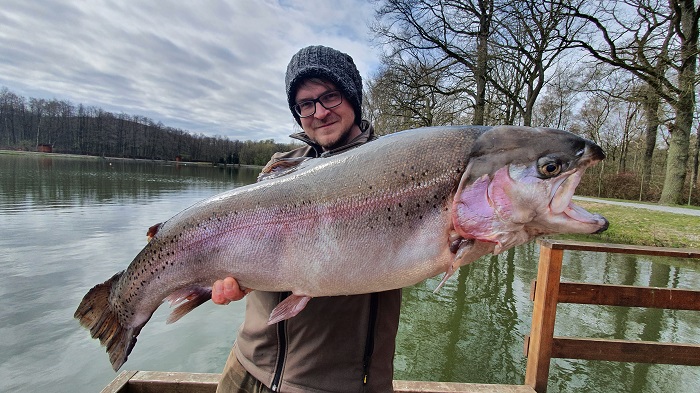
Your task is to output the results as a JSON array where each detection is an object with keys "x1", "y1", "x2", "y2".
[{"x1": 524, "y1": 242, "x2": 564, "y2": 393}]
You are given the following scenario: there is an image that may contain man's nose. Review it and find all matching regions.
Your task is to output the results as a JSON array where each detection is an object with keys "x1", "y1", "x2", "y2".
[{"x1": 313, "y1": 102, "x2": 330, "y2": 118}]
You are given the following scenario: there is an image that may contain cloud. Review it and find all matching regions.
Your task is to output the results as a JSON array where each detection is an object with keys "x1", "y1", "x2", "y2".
[{"x1": 0, "y1": 0, "x2": 380, "y2": 142}]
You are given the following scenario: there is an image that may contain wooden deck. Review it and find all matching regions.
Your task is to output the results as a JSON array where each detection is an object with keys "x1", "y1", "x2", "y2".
[
  {"x1": 101, "y1": 240, "x2": 700, "y2": 393},
  {"x1": 103, "y1": 370, "x2": 537, "y2": 393}
]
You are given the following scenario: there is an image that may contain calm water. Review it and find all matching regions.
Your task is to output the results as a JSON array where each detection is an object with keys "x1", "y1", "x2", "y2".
[{"x1": 0, "y1": 154, "x2": 698, "y2": 393}]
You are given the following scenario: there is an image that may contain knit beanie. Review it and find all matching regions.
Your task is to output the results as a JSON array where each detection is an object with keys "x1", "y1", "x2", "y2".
[{"x1": 285, "y1": 45, "x2": 363, "y2": 125}]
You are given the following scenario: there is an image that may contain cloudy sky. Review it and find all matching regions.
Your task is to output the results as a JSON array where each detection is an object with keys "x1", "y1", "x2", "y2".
[{"x1": 0, "y1": 0, "x2": 383, "y2": 143}]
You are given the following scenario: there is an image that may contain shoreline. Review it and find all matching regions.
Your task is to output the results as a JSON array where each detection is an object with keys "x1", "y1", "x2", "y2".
[{"x1": 0, "y1": 149, "x2": 262, "y2": 168}]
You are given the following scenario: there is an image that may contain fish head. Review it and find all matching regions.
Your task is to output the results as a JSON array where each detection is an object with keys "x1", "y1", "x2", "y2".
[{"x1": 452, "y1": 126, "x2": 608, "y2": 254}]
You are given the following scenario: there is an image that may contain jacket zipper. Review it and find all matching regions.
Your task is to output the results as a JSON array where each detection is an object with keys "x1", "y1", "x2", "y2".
[
  {"x1": 362, "y1": 293, "x2": 379, "y2": 386},
  {"x1": 271, "y1": 293, "x2": 289, "y2": 392}
]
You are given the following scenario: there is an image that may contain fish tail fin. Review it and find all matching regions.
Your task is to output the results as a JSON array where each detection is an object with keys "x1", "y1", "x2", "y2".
[{"x1": 74, "y1": 272, "x2": 143, "y2": 371}]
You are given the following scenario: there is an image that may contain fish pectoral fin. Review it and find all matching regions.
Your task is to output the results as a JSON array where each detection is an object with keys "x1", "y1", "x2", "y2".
[
  {"x1": 434, "y1": 239, "x2": 471, "y2": 292},
  {"x1": 434, "y1": 266, "x2": 456, "y2": 293},
  {"x1": 435, "y1": 239, "x2": 496, "y2": 292},
  {"x1": 165, "y1": 286, "x2": 212, "y2": 324},
  {"x1": 267, "y1": 294, "x2": 312, "y2": 325}
]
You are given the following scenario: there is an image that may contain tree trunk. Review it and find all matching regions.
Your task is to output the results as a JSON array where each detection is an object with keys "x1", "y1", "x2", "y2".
[
  {"x1": 690, "y1": 123, "x2": 699, "y2": 204},
  {"x1": 641, "y1": 85, "x2": 660, "y2": 196},
  {"x1": 473, "y1": 0, "x2": 491, "y2": 125},
  {"x1": 659, "y1": 0, "x2": 698, "y2": 205}
]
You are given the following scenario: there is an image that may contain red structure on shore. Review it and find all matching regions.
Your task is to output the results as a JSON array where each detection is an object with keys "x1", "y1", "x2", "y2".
[{"x1": 37, "y1": 144, "x2": 53, "y2": 153}]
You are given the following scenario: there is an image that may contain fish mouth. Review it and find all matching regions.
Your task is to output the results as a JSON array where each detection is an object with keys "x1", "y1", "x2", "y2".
[{"x1": 548, "y1": 167, "x2": 608, "y2": 234}]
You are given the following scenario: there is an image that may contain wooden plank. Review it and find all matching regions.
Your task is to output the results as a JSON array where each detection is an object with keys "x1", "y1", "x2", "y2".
[
  {"x1": 524, "y1": 246, "x2": 564, "y2": 392},
  {"x1": 393, "y1": 380, "x2": 535, "y2": 392},
  {"x1": 101, "y1": 370, "x2": 138, "y2": 393},
  {"x1": 555, "y1": 282, "x2": 700, "y2": 310},
  {"x1": 126, "y1": 371, "x2": 219, "y2": 393},
  {"x1": 102, "y1": 372, "x2": 535, "y2": 393},
  {"x1": 537, "y1": 239, "x2": 700, "y2": 259},
  {"x1": 551, "y1": 337, "x2": 700, "y2": 365}
]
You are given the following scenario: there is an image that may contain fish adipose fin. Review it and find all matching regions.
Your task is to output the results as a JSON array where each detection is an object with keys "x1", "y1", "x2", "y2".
[
  {"x1": 165, "y1": 286, "x2": 213, "y2": 324},
  {"x1": 267, "y1": 294, "x2": 312, "y2": 325},
  {"x1": 74, "y1": 272, "x2": 145, "y2": 371}
]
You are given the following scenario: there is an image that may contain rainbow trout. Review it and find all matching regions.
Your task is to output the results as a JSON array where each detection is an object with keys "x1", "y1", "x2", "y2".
[{"x1": 75, "y1": 125, "x2": 608, "y2": 371}]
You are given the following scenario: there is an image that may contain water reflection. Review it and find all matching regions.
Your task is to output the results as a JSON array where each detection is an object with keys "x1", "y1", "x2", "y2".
[
  {"x1": 0, "y1": 154, "x2": 260, "y2": 211},
  {"x1": 0, "y1": 154, "x2": 256, "y2": 392},
  {"x1": 396, "y1": 242, "x2": 700, "y2": 392},
  {"x1": 1, "y1": 153, "x2": 698, "y2": 393},
  {"x1": 395, "y1": 245, "x2": 538, "y2": 385}
]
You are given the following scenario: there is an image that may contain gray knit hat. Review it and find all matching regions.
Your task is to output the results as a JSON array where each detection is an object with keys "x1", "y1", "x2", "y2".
[{"x1": 285, "y1": 45, "x2": 363, "y2": 125}]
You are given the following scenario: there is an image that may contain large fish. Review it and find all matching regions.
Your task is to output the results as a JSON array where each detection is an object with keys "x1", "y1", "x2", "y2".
[{"x1": 75, "y1": 125, "x2": 608, "y2": 371}]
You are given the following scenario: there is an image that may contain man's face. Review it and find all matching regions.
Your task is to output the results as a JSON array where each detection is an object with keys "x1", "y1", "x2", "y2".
[{"x1": 295, "y1": 80, "x2": 361, "y2": 151}]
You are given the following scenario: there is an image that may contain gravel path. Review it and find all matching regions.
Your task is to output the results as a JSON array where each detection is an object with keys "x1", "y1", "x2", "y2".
[{"x1": 573, "y1": 196, "x2": 700, "y2": 217}]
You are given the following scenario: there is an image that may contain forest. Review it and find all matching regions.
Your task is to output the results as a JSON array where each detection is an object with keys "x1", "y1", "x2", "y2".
[
  {"x1": 0, "y1": 86, "x2": 299, "y2": 167},
  {"x1": 1, "y1": 0, "x2": 698, "y2": 205}
]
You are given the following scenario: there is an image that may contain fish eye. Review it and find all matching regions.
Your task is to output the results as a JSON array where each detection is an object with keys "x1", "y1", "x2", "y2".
[{"x1": 537, "y1": 158, "x2": 562, "y2": 177}]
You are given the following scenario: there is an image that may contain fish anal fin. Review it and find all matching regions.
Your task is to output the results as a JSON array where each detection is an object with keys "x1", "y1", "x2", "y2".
[
  {"x1": 267, "y1": 294, "x2": 311, "y2": 325},
  {"x1": 74, "y1": 272, "x2": 144, "y2": 371},
  {"x1": 165, "y1": 286, "x2": 212, "y2": 324},
  {"x1": 147, "y1": 223, "x2": 162, "y2": 242}
]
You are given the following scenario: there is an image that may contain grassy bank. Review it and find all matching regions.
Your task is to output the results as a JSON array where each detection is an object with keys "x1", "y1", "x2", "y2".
[{"x1": 554, "y1": 201, "x2": 700, "y2": 249}]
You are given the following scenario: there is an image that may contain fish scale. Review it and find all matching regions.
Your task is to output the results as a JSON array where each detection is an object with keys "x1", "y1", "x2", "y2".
[{"x1": 75, "y1": 125, "x2": 608, "y2": 371}]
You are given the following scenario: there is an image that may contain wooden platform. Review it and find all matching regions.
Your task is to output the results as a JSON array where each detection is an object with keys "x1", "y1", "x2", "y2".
[{"x1": 103, "y1": 371, "x2": 536, "y2": 393}]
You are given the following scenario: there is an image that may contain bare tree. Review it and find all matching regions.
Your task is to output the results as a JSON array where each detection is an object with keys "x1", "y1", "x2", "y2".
[
  {"x1": 365, "y1": 55, "x2": 472, "y2": 133},
  {"x1": 373, "y1": 0, "x2": 581, "y2": 126},
  {"x1": 532, "y1": 62, "x2": 584, "y2": 129},
  {"x1": 373, "y1": 0, "x2": 494, "y2": 125},
  {"x1": 490, "y1": 0, "x2": 582, "y2": 125},
  {"x1": 559, "y1": 0, "x2": 700, "y2": 204}
]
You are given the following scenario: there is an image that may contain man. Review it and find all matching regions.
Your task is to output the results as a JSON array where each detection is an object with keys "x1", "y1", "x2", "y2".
[{"x1": 213, "y1": 45, "x2": 402, "y2": 393}]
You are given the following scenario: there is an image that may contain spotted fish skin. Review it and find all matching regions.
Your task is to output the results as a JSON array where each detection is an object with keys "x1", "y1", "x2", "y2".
[{"x1": 75, "y1": 125, "x2": 608, "y2": 371}]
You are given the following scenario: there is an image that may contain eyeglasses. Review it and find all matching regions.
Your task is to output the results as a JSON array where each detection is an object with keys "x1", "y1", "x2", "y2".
[{"x1": 292, "y1": 91, "x2": 343, "y2": 118}]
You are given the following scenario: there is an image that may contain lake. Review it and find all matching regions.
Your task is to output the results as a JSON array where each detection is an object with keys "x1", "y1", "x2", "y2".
[{"x1": 0, "y1": 153, "x2": 698, "y2": 392}]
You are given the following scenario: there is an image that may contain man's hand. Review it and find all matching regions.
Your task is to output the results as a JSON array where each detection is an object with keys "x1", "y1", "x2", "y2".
[{"x1": 211, "y1": 277, "x2": 252, "y2": 305}]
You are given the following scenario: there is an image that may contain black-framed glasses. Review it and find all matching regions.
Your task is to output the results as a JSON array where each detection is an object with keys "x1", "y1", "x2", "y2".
[{"x1": 292, "y1": 91, "x2": 343, "y2": 118}]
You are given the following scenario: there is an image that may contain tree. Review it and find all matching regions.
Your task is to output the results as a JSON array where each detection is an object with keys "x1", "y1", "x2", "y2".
[
  {"x1": 559, "y1": 0, "x2": 700, "y2": 204},
  {"x1": 531, "y1": 62, "x2": 583, "y2": 129},
  {"x1": 365, "y1": 56, "x2": 472, "y2": 133},
  {"x1": 0, "y1": 87, "x2": 25, "y2": 145},
  {"x1": 490, "y1": 0, "x2": 581, "y2": 125},
  {"x1": 373, "y1": 0, "x2": 495, "y2": 125},
  {"x1": 373, "y1": 0, "x2": 581, "y2": 126}
]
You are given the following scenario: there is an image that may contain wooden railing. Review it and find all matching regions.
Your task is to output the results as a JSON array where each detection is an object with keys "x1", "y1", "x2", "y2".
[{"x1": 524, "y1": 239, "x2": 700, "y2": 393}]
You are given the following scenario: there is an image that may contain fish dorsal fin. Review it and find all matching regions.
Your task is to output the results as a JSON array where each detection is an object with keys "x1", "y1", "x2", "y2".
[
  {"x1": 146, "y1": 223, "x2": 162, "y2": 242},
  {"x1": 257, "y1": 157, "x2": 311, "y2": 182}
]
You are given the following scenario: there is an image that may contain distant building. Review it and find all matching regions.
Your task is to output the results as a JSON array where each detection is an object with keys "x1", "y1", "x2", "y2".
[{"x1": 37, "y1": 144, "x2": 53, "y2": 153}]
